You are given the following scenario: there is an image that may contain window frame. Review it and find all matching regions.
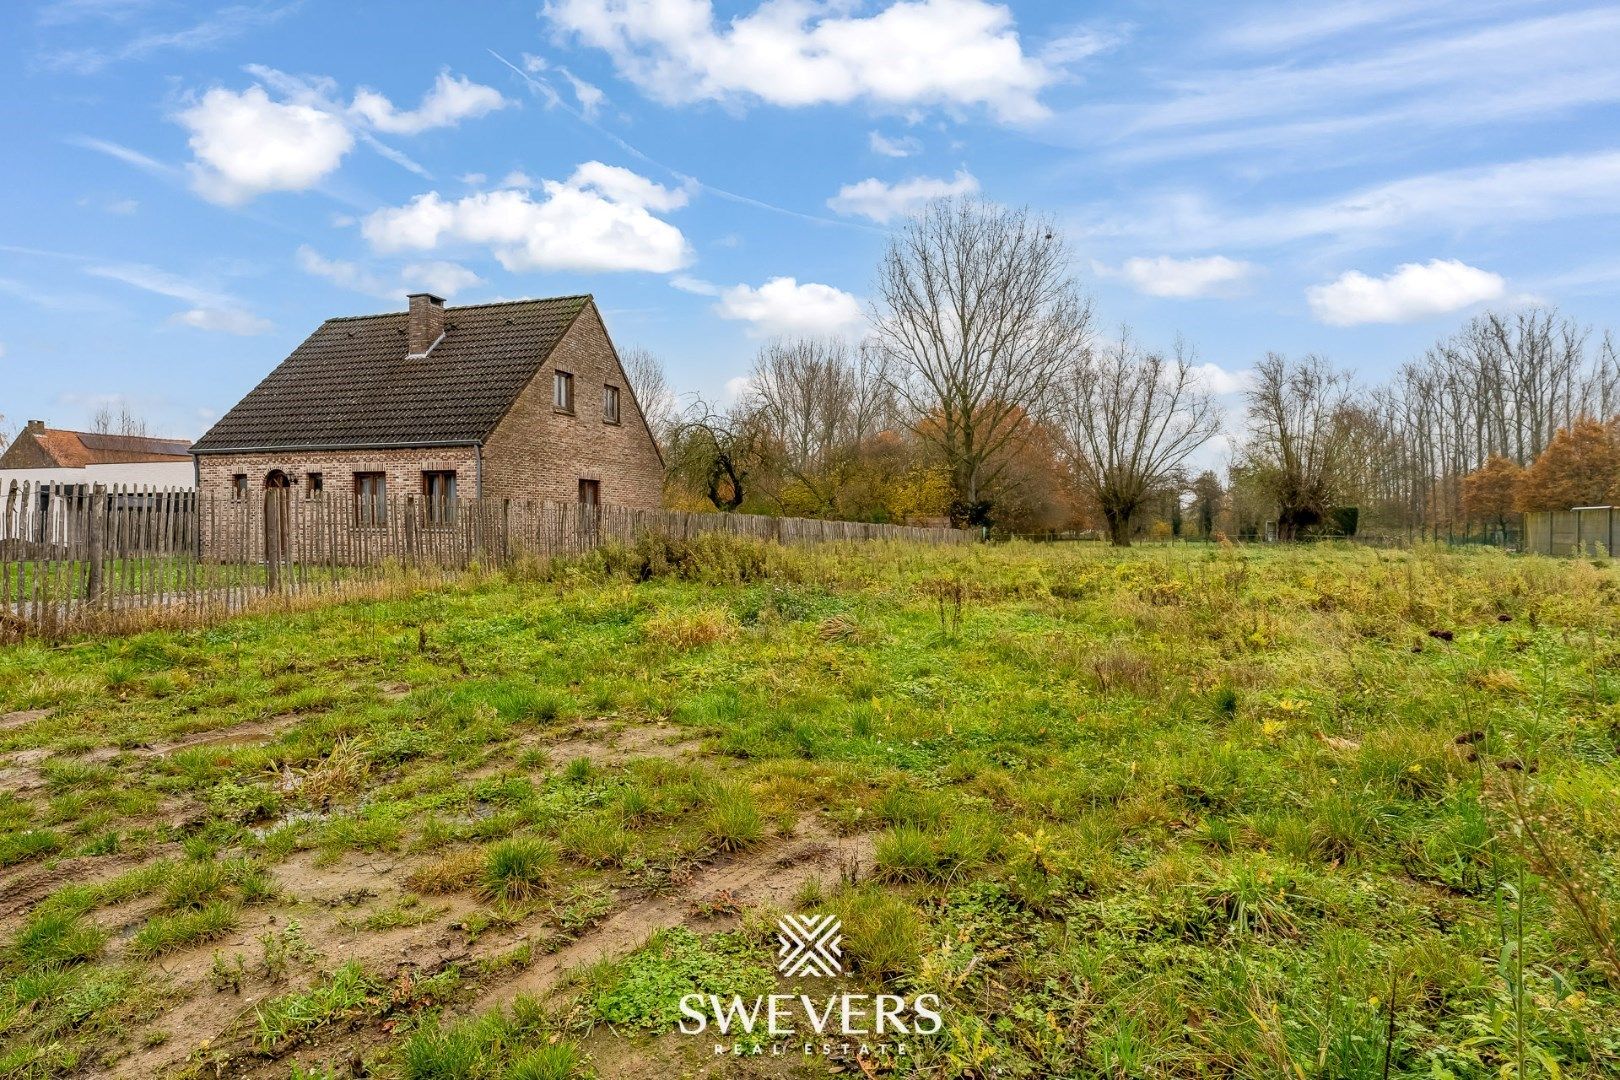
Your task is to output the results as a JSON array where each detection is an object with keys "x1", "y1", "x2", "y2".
[
  {"x1": 354, "y1": 471, "x2": 387, "y2": 527},
  {"x1": 231, "y1": 473, "x2": 248, "y2": 501},
  {"x1": 422, "y1": 470, "x2": 457, "y2": 525},
  {"x1": 305, "y1": 472, "x2": 324, "y2": 499},
  {"x1": 553, "y1": 369, "x2": 575, "y2": 414},
  {"x1": 603, "y1": 383, "x2": 621, "y2": 425}
]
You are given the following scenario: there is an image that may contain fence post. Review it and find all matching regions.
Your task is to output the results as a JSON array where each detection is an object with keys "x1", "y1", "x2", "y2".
[
  {"x1": 86, "y1": 484, "x2": 105, "y2": 604},
  {"x1": 265, "y1": 489, "x2": 281, "y2": 593}
]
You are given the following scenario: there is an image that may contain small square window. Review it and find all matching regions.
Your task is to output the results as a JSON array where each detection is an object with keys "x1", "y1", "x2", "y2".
[
  {"x1": 354, "y1": 472, "x2": 387, "y2": 526},
  {"x1": 553, "y1": 370, "x2": 575, "y2": 413},
  {"x1": 231, "y1": 474, "x2": 248, "y2": 500},
  {"x1": 306, "y1": 472, "x2": 323, "y2": 498},
  {"x1": 423, "y1": 470, "x2": 457, "y2": 524},
  {"x1": 603, "y1": 384, "x2": 621, "y2": 424}
]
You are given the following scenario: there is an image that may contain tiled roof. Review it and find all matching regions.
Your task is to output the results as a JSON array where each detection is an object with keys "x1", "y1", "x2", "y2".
[
  {"x1": 191, "y1": 296, "x2": 590, "y2": 452},
  {"x1": 0, "y1": 428, "x2": 191, "y2": 468}
]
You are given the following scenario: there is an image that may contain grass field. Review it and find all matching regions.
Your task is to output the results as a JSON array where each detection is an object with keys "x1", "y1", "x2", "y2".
[{"x1": 2, "y1": 536, "x2": 1619, "y2": 1078}]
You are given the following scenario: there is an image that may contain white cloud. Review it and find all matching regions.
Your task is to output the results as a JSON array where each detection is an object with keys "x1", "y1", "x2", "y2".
[
  {"x1": 1187, "y1": 362, "x2": 1253, "y2": 396},
  {"x1": 869, "y1": 131, "x2": 921, "y2": 158},
  {"x1": 350, "y1": 71, "x2": 510, "y2": 135},
  {"x1": 85, "y1": 262, "x2": 270, "y2": 333},
  {"x1": 1088, "y1": 151, "x2": 1620, "y2": 251},
  {"x1": 827, "y1": 170, "x2": 980, "y2": 223},
  {"x1": 544, "y1": 0, "x2": 1053, "y2": 122},
  {"x1": 170, "y1": 308, "x2": 272, "y2": 335},
  {"x1": 404, "y1": 261, "x2": 484, "y2": 298},
  {"x1": 297, "y1": 246, "x2": 484, "y2": 301},
  {"x1": 1097, "y1": 255, "x2": 1257, "y2": 298},
  {"x1": 179, "y1": 86, "x2": 354, "y2": 204},
  {"x1": 361, "y1": 162, "x2": 691, "y2": 274},
  {"x1": 176, "y1": 70, "x2": 508, "y2": 204},
  {"x1": 714, "y1": 277, "x2": 865, "y2": 336},
  {"x1": 559, "y1": 67, "x2": 607, "y2": 118},
  {"x1": 1306, "y1": 259, "x2": 1506, "y2": 325},
  {"x1": 723, "y1": 374, "x2": 755, "y2": 405}
]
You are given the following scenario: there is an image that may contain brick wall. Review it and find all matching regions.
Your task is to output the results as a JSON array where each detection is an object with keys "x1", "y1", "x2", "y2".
[
  {"x1": 195, "y1": 446, "x2": 478, "y2": 559},
  {"x1": 193, "y1": 296, "x2": 666, "y2": 557},
  {"x1": 480, "y1": 301, "x2": 665, "y2": 508}
]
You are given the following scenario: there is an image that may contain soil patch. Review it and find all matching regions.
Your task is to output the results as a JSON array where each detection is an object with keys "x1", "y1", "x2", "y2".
[{"x1": 476, "y1": 821, "x2": 875, "y2": 1013}]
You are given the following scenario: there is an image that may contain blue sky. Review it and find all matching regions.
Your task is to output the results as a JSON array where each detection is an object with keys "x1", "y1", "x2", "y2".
[{"x1": 3, "y1": 0, "x2": 1618, "y2": 443}]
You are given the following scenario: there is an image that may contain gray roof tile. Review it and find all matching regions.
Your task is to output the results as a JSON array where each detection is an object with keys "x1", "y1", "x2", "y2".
[{"x1": 191, "y1": 296, "x2": 588, "y2": 452}]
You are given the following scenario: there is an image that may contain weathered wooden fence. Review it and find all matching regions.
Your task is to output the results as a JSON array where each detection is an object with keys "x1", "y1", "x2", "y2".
[
  {"x1": 1522, "y1": 507, "x2": 1619, "y2": 556},
  {"x1": 1, "y1": 481, "x2": 970, "y2": 638}
]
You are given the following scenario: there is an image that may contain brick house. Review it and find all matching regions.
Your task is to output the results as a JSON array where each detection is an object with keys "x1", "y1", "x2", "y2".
[{"x1": 190, "y1": 293, "x2": 665, "y2": 536}]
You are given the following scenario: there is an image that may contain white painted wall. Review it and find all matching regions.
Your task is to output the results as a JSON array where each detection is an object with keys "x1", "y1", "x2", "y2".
[{"x1": 1, "y1": 461, "x2": 196, "y2": 497}]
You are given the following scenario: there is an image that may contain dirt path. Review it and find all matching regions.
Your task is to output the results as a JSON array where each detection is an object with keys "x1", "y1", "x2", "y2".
[{"x1": 475, "y1": 822, "x2": 875, "y2": 1013}]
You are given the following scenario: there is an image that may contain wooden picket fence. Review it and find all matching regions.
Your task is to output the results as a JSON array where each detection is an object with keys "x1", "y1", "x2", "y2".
[{"x1": 0, "y1": 481, "x2": 970, "y2": 639}]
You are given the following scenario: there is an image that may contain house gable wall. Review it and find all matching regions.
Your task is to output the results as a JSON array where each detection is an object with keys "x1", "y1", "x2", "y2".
[{"x1": 480, "y1": 300, "x2": 664, "y2": 508}]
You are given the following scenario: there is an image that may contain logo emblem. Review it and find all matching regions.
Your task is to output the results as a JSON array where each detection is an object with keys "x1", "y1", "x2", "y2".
[{"x1": 776, "y1": 914, "x2": 843, "y2": 977}]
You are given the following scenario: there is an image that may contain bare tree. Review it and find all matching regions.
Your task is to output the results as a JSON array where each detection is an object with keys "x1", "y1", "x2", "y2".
[
  {"x1": 1242, "y1": 353, "x2": 1357, "y2": 540},
  {"x1": 90, "y1": 404, "x2": 149, "y2": 438},
  {"x1": 744, "y1": 337, "x2": 891, "y2": 514},
  {"x1": 618, "y1": 345, "x2": 677, "y2": 450},
  {"x1": 871, "y1": 198, "x2": 1092, "y2": 526},
  {"x1": 1058, "y1": 331, "x2": 1220, "y2": 546}
]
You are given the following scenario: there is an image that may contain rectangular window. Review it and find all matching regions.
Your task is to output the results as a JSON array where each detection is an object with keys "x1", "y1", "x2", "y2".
[
  {"x1": 232, "y1": 474, "x2": 248, "y2": 500},
  {"x1": 578, "y1": 478, "x2": 600, "y2": 506},
  {"x1": 306, "y1": 472, "x2": 323, "y2": 498},
  {"x1": 603, "y1": 384, "x2": 621, "y2": 424},
  {"x1": 553, "y1": 370, "x2": 575, "y2": 413},
  {"x1": 354, "y1": 472, "x2": 387, "y2": 526},
  {"x1": 423, "y1": 470, "x2": 457, "y2": 524}
]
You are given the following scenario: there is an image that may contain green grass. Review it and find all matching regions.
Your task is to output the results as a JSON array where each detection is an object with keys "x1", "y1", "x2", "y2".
[{"x1": 3, "y1": 536, "x2": 1620, "y2": 1076}]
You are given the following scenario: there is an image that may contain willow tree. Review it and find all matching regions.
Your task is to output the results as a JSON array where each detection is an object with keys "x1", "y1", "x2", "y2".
[
  {"x1": 871, "y1": 198, "x2": 1091, "y2": 526},
  {"x1": 1058, "y1": 332, "x2": 1219, "y2": 546}
]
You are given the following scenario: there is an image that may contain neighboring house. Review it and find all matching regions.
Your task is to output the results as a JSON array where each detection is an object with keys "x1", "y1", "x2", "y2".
[
  {"x1": 0, "y1": 422, "x2": 194, "y2": 544},
  {"x1": 189, "y1": 293, "x2": 664, "y2": 520}
]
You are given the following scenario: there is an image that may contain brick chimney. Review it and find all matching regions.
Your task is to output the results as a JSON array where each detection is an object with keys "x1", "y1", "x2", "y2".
[
  {"x1": 406, "y1": 293, "x2": 445, "y2": 358},
  {"x1": 25, "y1": 420, "x2": 45, "y2": 434}
]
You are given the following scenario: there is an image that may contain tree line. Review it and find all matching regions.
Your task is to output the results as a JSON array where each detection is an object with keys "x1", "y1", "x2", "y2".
[{"x1": 622, "y1": 198, "x2": 1620, "y2": 544}]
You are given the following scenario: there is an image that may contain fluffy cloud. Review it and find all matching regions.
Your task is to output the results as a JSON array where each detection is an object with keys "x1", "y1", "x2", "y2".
[
  {"x1": 177, "y1": 70, "x2": 508, "y2": 204},
  {"x1": 350, "y1": 71, "x2": 509, "y2": 135},
  {"x1": 179, "y1": 86, "x2": 354, "y2": 204},
  {"x1": 714, "y1": 277, "x2": 865, "y2": 336},
  {"x1": 361, "y1": 164, "x2": 691, "y2": 273},
  {"x1": 869, "y1": 131, "x2": 921, "y2": 158},
  {"x1": 1187, "y1": 362, "x2": 1254, "y2": 396},
  {"x1": 1306, "y1": 259, "x2": 1506, "y2": 325},
  {"x1": 544, "y1": 0, "x2": 1053, "y2": 122},
  {"x1": 827, "y1": 170, "x2": 980, "y2": 223},
  {"x1": 169, "y1": 307, "x2": 272, "y2": 335},
  {"x1": 297, "y1": 246, "x2": 483, "y2": 301},
  {"x1": 1098, "y1": 255, "x2": 1257, "y2": 298}
]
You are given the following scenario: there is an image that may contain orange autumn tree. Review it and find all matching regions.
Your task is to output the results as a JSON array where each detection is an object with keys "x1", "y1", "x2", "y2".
[
  {"x1": 1515, "y1": 418, "x2": 1620, "y2": 512},
  {"x1": 1460, "y1": 455, "x2": 1525, "y2": 529}
]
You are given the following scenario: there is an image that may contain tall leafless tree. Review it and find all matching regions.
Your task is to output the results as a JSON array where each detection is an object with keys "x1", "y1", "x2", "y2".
[
  {"x1": 870, "y1": 198, "x2": 1092, "y2": 526},
  {"x1": 1242, "y1": 353, "x2": 1357, "y2": 540},
  {"x1": 1058, "y1": 331, "x2": 1219, "y2": 546},
  {"x1": 618, "y1": 345, "x2": 677, "y2": 451},
  {"x1": 90, "y1": 404, "x2": 148, "y2": 437},
  {"x1": 744, "y1": 337, "x2": 891, "y2": 514}
]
